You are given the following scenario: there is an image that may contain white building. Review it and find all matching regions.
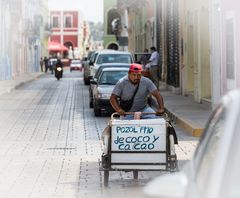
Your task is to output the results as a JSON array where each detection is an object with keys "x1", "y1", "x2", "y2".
[{"x1": 0, "y1": 0, "x2": 49, "y2": 80}]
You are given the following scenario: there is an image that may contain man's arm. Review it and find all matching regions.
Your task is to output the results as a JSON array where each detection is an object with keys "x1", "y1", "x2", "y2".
[
  {"x1": 151, "y1": 89, "x2": 164, "y2": 115},
  {"x1": 110, "y1": 94, "x2": 125, "y2": 115}
]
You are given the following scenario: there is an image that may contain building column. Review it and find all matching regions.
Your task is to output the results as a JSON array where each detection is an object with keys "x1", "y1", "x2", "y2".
[{"x1": 210, "y1": 0, "x2": 222, "y2": 107}]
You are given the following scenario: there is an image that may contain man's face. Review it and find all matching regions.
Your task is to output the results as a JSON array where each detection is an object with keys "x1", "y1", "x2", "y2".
[{"x1": 128, "y1": 71, "x2": 142, "y2": 84}]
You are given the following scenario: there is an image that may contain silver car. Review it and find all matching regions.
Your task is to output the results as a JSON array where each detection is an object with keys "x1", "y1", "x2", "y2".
[
  {"x1": 144, "y1": 89, "x2": 240, "y2": 198},
  {"x1": 89, "y1": 63, "x2": 131, "y2": 108},
  {"x1": 91, "y1": 67, "x2": 129, "y2": 116}
]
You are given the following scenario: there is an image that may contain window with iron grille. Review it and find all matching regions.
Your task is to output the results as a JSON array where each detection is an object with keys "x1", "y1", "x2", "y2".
[
  {"x1": 52, "y1": 16, "x2": 59, "y2": 28},
  {"x1": 65, "y1": 15, "x2": 72, "y2": 28}
]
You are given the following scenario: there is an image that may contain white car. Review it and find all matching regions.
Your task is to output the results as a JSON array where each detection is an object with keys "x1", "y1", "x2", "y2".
[
  {"x1": 144, "y1": 89, "x2": 240, "y2": 198},
  {"x1": 70, "y1": 59, "x2": 82, "y2": 72},
  {"x1": 89, "y1": 50, "x2": 134, "y2": 79}
]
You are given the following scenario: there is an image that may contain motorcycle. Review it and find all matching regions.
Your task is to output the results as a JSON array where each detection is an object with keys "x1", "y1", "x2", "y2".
[{"x1": 55, "y1": 66, "x2": 63, "y2": 80}]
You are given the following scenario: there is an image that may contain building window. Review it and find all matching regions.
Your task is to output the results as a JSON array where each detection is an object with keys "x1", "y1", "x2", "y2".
[
  {"x1": 226, "y1": 18, "x2": 235, "y2": 80},
  {"x1": 64, "y1": 15, "x2": 72, "y2": 28},
  {"x1": 52, "y1": 16, "x2": 59, "y2": 28}
]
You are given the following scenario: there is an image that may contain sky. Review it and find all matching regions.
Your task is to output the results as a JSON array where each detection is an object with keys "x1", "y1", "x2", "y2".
[{"x1": 48, "y1": 0, "x2": 104, "y2": 23}]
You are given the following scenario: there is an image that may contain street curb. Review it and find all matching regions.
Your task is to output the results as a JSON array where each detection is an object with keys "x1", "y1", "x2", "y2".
[
  {"x1": 1, "y1": 73, "x2": 44, "y2": 95},
  {"x1": 165, "y1": 108, "x2": 203, "y2": 137},
  {"x1": 14, "y1": 73, "x2": 44, "y2": 90},
  {"x1": 152, "y1": 98, "x2": 203, "y2": 137}
]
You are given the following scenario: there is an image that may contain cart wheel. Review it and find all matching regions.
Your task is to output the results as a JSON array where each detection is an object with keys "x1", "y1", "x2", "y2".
[
  {"x1": 169, "y1": 134, "x2": 177, "y2": 172},
  {"x1": 104, "y1": 170, "x2": 109, "y2": 187},
  {"x1": 133, "y1": 170, "x2": 138, "y2": 180},
  {"x1": 93, "y1": 101, "x2": 101, "y2": 116}
]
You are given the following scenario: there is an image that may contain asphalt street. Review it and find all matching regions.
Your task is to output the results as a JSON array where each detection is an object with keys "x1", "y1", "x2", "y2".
[{"x1": 0, "y1": 70, "x2": 199, "y2": 198}]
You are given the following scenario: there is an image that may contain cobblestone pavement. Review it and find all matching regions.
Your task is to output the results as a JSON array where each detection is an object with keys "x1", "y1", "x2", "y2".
[{"x1": 0, "y1": 71, "x2": 199, "y2": 198}]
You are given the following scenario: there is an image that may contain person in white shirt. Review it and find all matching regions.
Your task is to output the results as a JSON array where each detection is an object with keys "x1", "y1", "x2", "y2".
[{"x1": 148, "y1": 46, "x2": 160, "y2": 89}]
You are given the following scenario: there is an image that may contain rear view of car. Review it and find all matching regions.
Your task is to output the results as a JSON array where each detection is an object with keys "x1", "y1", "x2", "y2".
[
  {"x1": 84, "y1": 50, "x2": 134, "y2": 85},
  {"x1": 89, "y1": 63, "x2": 131, "y2": 108},
  {"x1": 92, "y1": 67, "x2": 129, "y2": 116},
  {"x1": 70, "y1": 59, "x2": 82, "y2": 72},
  {"x1": 90, "y1": 51, "x2": 133, "y2": 77}
]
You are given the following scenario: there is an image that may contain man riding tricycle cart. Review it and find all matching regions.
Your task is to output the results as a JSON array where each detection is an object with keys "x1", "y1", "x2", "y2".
[{"x1": 99, "y1": 63, "x2": 178, "y2": 187}]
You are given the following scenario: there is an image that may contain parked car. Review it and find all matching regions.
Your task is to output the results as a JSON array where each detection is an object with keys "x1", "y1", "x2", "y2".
[
  {"x1": 70, "y1": 59, "x2": 82, "y2": 72},
  {"x1": 83, "y1": 50, "x2": 97, "y2": 85},
  {"x1": 89, "y1": 63, "x2": 131, "y2": 108},
  {"x1": 91, "y1": 67, "x2": 129, "y2": 116},
  {"x1": 84, "y1": 50, "x2": 134, "y2": 85},
  {"x1": 144, "y1": 89, "x2": 240, "y2": 198},
  {"x1": 82, "y1": 51, "x2": 95, "y2": 81},
  {"x1": 61, "y1": 58, "x2": 70, "y2": 67}
]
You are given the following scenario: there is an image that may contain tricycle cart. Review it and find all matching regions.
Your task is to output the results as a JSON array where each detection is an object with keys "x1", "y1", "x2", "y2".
[{"x1": 100, "y1": 112, "x2": 178, "y2": 187}]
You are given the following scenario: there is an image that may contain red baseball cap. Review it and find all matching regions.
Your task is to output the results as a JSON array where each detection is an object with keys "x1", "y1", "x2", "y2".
[{"x1": 129, "y1": 63, "x2": 143, "y2": 72}]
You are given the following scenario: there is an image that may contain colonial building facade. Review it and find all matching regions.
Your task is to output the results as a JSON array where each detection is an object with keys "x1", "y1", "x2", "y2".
[
  {"x1": 210, "y1": 0, "x2": 240, "y2": 107},
  {"x1": 103, "y1": 0, "x2": 119, "y2": 50},
  {"x1": 109, "y1": 0, "x2": 240, "y2": 108},
  {"x1": 49, "y1": 10, "x2": 88, "y2": 59},
  {"x1": 0, "y1": 0, "x2": 49, "y2": 80}
]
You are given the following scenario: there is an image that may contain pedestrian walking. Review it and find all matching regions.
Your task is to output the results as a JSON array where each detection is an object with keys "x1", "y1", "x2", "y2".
[
  {"x1": 147, "y1": 46, "x2": 160, "y2": 89},
  {"x1": 40, "y1": 57, "x2": 44, "y2": 72},
  {"x1": 43, "y1": 57, "x2": 49, "y2": 73}
]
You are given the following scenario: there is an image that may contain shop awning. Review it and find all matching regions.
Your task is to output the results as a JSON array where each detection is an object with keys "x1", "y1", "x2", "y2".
[{"x1": 48, "y1": 41, "x2": 69, "y2": 51}]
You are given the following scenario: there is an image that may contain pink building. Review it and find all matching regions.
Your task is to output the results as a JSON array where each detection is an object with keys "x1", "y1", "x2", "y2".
[{"x1": 50, "y1": 10, "x2": 82, "y2": 58}]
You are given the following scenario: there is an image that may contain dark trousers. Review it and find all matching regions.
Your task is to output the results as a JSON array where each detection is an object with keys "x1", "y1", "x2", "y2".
[{"x1": 150, "y1": 66, "x2": 159, "y2": 89}]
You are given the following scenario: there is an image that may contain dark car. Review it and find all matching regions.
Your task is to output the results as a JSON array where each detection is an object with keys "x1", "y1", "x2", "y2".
[{"x1": 89, "y1": 63, "x2": 131, "y2": 108}]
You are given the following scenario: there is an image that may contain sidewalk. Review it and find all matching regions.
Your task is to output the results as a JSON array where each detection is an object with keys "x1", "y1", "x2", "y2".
[
  {"x1": 0, "y1": 72, "x2": 44, "y2": 96},
  {"x1": 160, "y1": 90, "x2": 212, "y2": 137}
]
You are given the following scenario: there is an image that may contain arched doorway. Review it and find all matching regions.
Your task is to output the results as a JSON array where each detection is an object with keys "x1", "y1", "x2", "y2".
[
  {"x1": 64, "y1": 41, "x2": 73, "y2": 58},
  {"x1": 107, "y1": 9, "x2": 121, "y2": 35},
  {"x1": 107, "y1": 43, "x2": 119, "y2": 50}
]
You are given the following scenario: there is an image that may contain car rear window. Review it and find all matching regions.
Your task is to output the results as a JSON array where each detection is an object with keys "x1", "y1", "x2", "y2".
[
  {"x1": 96, "y1": 54, "x2": 132, "y2": 64},
  {"x1": 99, "y1": 71, "x2": 128, "y2": 85}
]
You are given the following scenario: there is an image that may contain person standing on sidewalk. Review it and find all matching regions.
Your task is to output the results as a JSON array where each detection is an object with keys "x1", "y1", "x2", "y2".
[
  {"x1": 40, "y1": 57, "x2": 44, "y2": 72},
  {"x1": 43, "y1": 57, "x2": 49, "y2": 73},
  {"x1": 148, "y1": 46, "x2": 160, "y2": 89}
]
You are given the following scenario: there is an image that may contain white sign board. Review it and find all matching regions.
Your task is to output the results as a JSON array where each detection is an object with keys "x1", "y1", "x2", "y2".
[{"x1": 111, "y1": 119, "x2": 166, "y2": 152}]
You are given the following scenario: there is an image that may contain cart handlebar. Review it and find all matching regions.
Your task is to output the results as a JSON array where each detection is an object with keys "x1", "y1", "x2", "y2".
[{"x1": 111, "y1": 112, "x2": 169, "y2": 120}]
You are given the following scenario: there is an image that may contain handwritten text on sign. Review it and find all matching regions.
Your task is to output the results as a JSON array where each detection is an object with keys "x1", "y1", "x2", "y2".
[{"x1": 112, "y1": 125, "x2": 164, "y2": 151}]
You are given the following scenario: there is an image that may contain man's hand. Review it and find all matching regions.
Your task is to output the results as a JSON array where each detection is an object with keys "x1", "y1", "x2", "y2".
[
  {"x1": 156, "y1": 108, "x2": 164, "y2": 116},
  {"x1": 117, "y1": 109, "x2": 125, "y2": 116}
]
